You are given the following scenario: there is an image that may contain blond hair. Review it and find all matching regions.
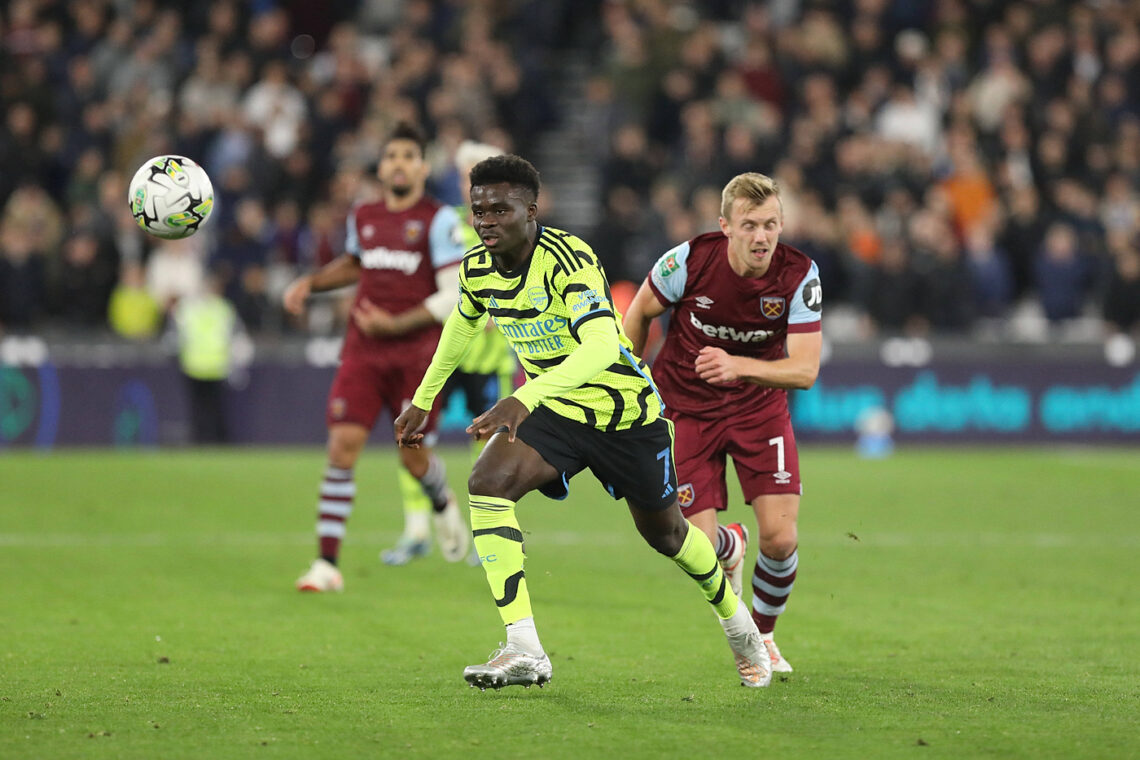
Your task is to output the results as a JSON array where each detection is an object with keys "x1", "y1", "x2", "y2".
[
  {"x1": 721, "y1": 173, "x2": 781, "y2": 220},
  {"x1": 456, "y1": 140, "x2": 503, "y2": 173}
]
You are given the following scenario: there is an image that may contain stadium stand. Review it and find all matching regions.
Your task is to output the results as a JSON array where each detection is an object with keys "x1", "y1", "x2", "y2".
[{"x1": 2, "y1": 0, "x2": 1138, "y2": 346}]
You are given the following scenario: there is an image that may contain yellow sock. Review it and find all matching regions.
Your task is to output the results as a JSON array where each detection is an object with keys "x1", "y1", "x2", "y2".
[
  {"x1": 469, "y1": 495, "x2": 532, "y2": 625},
  {"x1": 469, "y1": 438, "x2": 486, "y2": 469},
  {"x1": 672, "y1": 520, "x2": 738, "y2": 619},
  {"x1": 397, "y1": 467, "x2": 430, "y2": 535}
]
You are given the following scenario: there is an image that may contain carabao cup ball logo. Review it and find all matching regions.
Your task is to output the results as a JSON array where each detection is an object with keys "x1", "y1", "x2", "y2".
[{"x1": 128, "y1": 155, "x2": 215, "y2": 240}]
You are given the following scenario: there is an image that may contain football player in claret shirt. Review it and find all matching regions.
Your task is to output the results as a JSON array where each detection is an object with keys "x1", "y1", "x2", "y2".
[
  {"x1": 624, "y1": 172, "x2": 823, "y2": 676},
  {"x1": 395, "y1": 155, "x2": 773, "y2": 690},
  {"x1": 283, "y1": 122, "x2": 470, "y2": 592}
]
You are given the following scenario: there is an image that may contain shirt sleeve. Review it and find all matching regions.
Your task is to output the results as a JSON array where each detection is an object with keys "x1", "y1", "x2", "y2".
[
  {"x1": 788, "y1": 260, "x2": 823, "y2": 332},
  {"x1": 423, "y1": 263, "x2": 461, "y2": 322},
  {"x1": 456, "y1": 264, "x2": 486, "y2": 321},
  {"x1": 511, "y1": 316, "x2": 619, "y2": 411},
  {"x1": 428, "y1": 205, "x2": 466, "y2": 269},
  {"x1": 647, "y1": 240, "x2": 690, "y2": 306},
  {"x1": 555, "y1": 252, "x2": 616, "y2": 341},
  {"x1": 344, "y1": 207, "x2": 360, "y2": 257},
  {"x1": 411, "y1": 303, "x2": 485, "y2": 410}
]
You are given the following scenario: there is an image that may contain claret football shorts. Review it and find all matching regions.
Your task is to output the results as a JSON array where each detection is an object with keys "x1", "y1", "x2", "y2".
[
  {"x1": 326, "y1": 348, "x2": 441, "y2": 435},
  {"x1": 668, "y1": 407, "x2": 802, "y2": 518}
]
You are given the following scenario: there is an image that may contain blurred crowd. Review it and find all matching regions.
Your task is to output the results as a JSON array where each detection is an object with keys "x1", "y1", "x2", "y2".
[
  {"x1": 2, "y1": 0, "x2": 1139, "y2": 345},
  {"x1": 584, "y1": 0, "x2": 1140, "y2": 341},
  {"x1": 0, "y1": 0, "x2": 569, "y2": 338}
]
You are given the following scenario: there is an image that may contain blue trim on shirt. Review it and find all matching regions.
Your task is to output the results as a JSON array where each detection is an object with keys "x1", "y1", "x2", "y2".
[
  {"x1": 570, "y1": 308, "x2": 611, "y2": 328},
  {"x1": 618, "y1": 345, "x2": 666, "y2": 412},
  {"x1": 428, "y1": 205, "x2": 466, "y2": 268},
  {"x1": 789, "y1": 260, "x2": 823, "y2": 324},
  {"x1": 649, "y1": 240, "x2": 691, "y2": 303},
  {"x1": 344, "y1": 208, "x2": 360, "y2": 256}
]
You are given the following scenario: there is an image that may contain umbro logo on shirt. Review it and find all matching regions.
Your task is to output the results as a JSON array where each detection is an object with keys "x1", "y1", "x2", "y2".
[{"x1": 695, "y1": 296, "x2": 714, "y2": 309}]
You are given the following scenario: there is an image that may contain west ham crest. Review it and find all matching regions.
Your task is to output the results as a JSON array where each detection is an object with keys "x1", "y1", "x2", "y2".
[
  {"x1": 761, "y1": 296, "x2": 786, "y2": 320},
  {"x1": 404, "y1": 220, "x2": 424, "y2": 243},
  {"x1": 677, "y1": 483, "x2": 694, "y2": 508}
]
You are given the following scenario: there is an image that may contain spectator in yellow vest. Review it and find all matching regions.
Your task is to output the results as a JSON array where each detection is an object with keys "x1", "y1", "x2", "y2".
[
  {"x1": 108, "y1": 261, "x2": 162, "y2": 340},
  {"x1": 171, "y1": 272, "x2": 244, "y2": 444}
]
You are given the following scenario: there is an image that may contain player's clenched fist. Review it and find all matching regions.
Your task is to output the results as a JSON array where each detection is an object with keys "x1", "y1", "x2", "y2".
[
  {"x1": 695, "y1": 346, "x2": 741, "y2": 385},
  {"x1": 282, "y1": 275, "x2": 312, "y2": 315},
  {"x1": 351, "y1": 298, "x2": 399, "y2": 336}
]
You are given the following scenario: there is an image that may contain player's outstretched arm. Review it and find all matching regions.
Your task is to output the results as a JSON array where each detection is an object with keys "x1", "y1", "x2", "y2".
[
  {"x1": 623, "y1": 278, "x2": 667, "y2": 356},
  {"x1": 283, "y1": 254, "x2": 362, "y2": 315},
  {"x1": 407, "y1": 303, "x2": 484, "y2": 413}
]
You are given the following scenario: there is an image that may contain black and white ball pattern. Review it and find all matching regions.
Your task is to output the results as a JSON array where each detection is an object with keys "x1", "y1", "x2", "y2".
[{"x1": 128, "y1": 155, "x2": 215, "y2": 240}]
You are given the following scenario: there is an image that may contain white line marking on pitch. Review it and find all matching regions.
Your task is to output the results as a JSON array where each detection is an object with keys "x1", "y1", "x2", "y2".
[{"x1": 0, "y1": 531, "x2": 1136, "y2": 549}]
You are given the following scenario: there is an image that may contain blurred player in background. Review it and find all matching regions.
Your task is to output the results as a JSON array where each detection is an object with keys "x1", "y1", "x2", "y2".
[
  {"x1": 395, "y1": 155, "x2": 773, "y2": 690},
  {"x1": 283, "y1": 122, "x2": 470, "y2": 592},
  {"x1": 381, "y1": 140, "x2": 517, "y2": 566},
  {"x1": 623, "y1": 172, "x2": 822, "y2": 674}
]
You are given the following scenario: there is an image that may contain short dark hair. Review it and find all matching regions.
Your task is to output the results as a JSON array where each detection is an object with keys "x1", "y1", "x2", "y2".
[
  {"x1": 469, "y1": 154, "x2": 541, "y2": 201},
  {"x1": 386, "y1": 121, "x2": 428, "y2": 157}
]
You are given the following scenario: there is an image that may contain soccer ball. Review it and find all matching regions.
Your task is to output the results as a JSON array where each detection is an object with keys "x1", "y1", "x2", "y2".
[{"x1": 128, "y1": 155, "x2": 215, "y2": 239}]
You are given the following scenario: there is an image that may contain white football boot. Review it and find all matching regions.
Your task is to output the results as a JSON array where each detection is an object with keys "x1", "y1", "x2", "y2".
[
  {"x1": 721, "y1": 522, "x2": 749, "y2": 599},
  {"x1": 463, "y1": 643, "x2": 553, "y2": 690},
  {"x1": 380, "y1": 535, "x2": 430, "y2": 566},
  {"x1": 432, "y1": 492, "x2": 470, "y2": 563},
  {"x1": 295, "y1": 558, "x2": 344, "y2": 592},
  {"x1": 720, "y1": 599, "x2": 772, "y2": 688},
  {"x1": 762, "y1": 633, "x2": 793, "y2": 673}
]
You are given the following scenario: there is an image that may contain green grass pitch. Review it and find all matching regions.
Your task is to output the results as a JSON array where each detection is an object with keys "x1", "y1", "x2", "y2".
[{"x1": 1, "y1": 445, "x2": 1137, "y2": 759}]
